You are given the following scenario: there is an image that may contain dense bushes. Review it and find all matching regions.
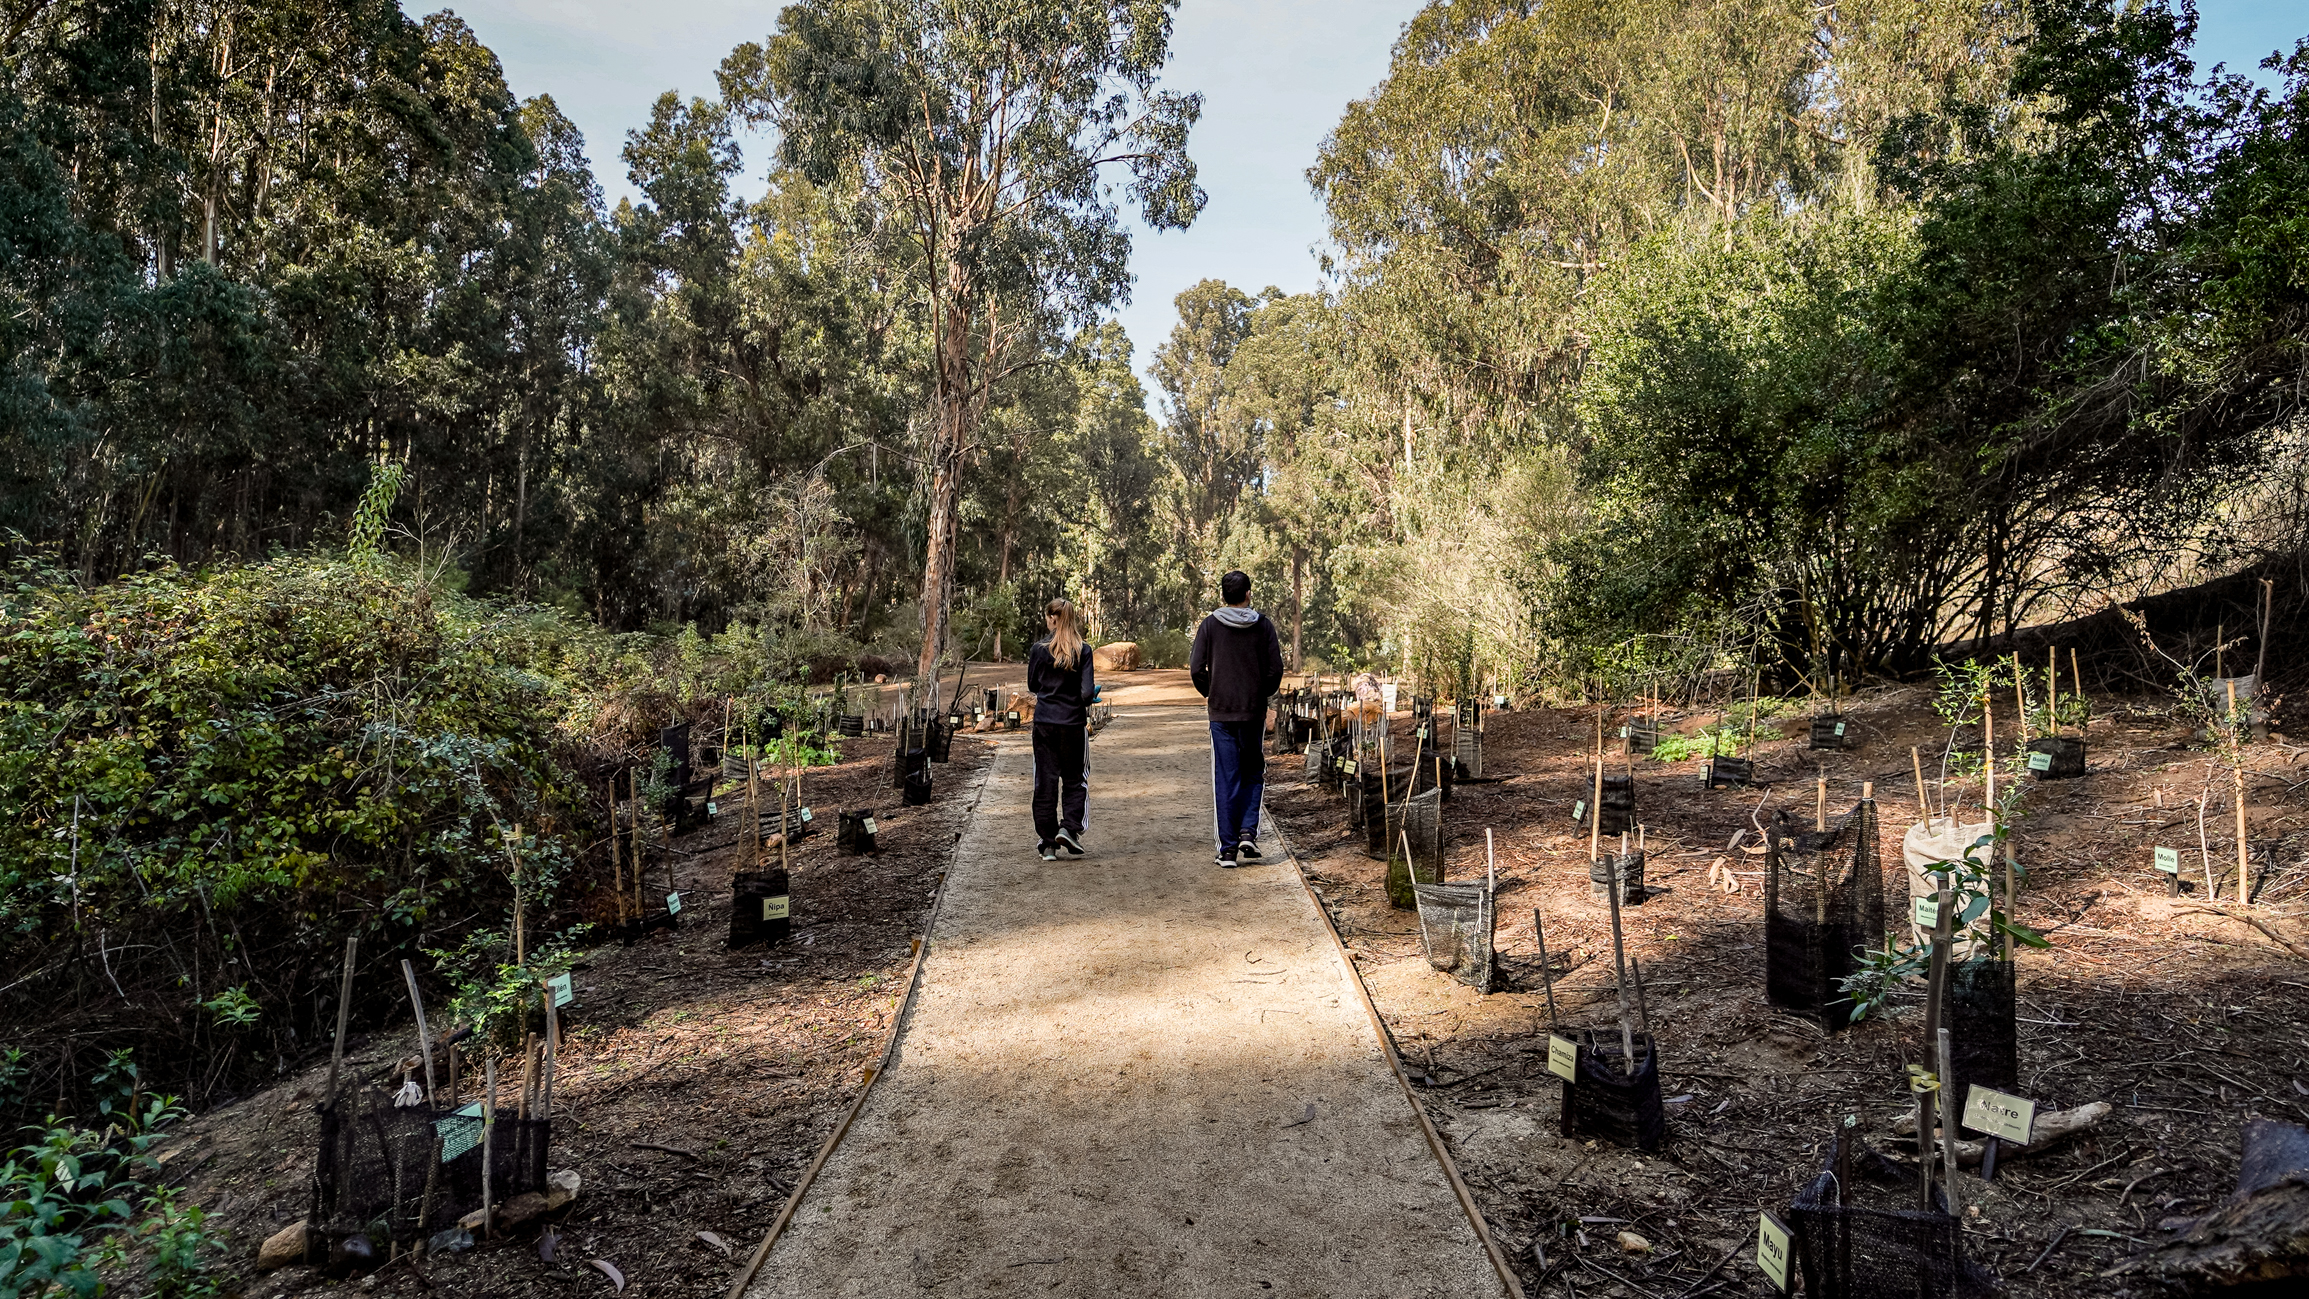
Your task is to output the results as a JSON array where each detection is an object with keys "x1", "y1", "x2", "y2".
[{"x1": 0, "y1": 552, "x2": 624, "y2": 1114}]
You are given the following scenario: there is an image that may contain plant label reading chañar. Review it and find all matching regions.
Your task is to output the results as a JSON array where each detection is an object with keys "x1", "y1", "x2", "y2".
[
  {"x1": 1961, "y1": 1085, "x2": 2036, "y2": 1145},
  {"x1": 1547, "y1": 1034, "x2": 1579, "y2": 1082}
]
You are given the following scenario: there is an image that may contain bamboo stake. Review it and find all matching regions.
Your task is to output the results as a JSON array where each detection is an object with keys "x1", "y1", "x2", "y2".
[
  {"x1": 1605, "y1": 827, "x2": 1638, "y2": 1077},
  {"x1": 1938, "y1": 1026, "x2": 1963, "y2": 1228},
  {"x1": 1983, "y1": 688, "x2": 1996, "y2": 822},
  {"x1": 518, "y1": 1031, "x2": 537, "y2": 1121},
  {"x1": 399, "y1": 958, "x2": 437, "y2": 1104},
  {"x1": 1589, "y1": 760, "x2": 1604, "y2": 863},
  {"x1": 1630, "y1": 955, "x2": 1652, "y2": 1045},
  {"x1": 2048, "y1": 645, "x2": 2059, "y2": 738},
  {"x1": 1912, "y1": 746, "x2": 1930, "y2": 817},
  {"x1": 629, "y1": 771, "x2": 644, "y2": 921},
  {"x1": 540, "y1": 992, "x2": 559, "y2": 1123},
  {"x1": 325, "y1": 936, "x2": 358, "y2": 1105},
  {"x1": 2072, "y1": 647, "x2": 2087, "y2": 733},
  {"x1": 1815, "y1": 772, "x2": 1827, "y2": 832},
  {"x1": 2230, "y1": 679, "x2": 2249, "y2": 896},
  {"x1": 481, "y1": 1052, "x2": 497, "y2": 1239},
  {"x1": 2256, "y1": 578, "x2": 2273, "y2": 687}
]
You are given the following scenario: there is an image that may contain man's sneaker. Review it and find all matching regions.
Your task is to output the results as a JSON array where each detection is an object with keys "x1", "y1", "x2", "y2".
[
  {"x1": 1215, "y1": 846, "x2": 1236, "y2": 866},
  {"x1": 1038, "y1": 843, "x2": 1058, "y2": 862},
  {"x1": 1056, "y1": 828, "x2": 1086, "y2": 856},
  {"x1": 1236, "y1": 839, "x2": 1263, "y2": 861}
]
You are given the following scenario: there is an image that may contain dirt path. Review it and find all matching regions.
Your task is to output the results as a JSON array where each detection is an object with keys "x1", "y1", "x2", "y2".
[{"x1": 741, "y1": 706, "x2": 1505, "y2": 1299}]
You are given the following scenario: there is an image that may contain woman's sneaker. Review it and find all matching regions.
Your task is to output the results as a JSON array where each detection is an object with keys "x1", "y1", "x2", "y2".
[
  {"x1": 1214, "y1": 845, "x2": 1236, "y2": 866},
  {"x1": 1038, "y1": 843, "x2": 1058, "y2": 862},
  {"x1": 1056, "y1": 828, "x2": 1086, "y2": 856}
]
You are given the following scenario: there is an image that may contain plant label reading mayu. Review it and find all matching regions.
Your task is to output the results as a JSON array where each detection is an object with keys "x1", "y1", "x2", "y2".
[
  {"x1": 1547, "y1": 1034, "x2": 1579, "y2": 1082},
  {"x1": 1755, "y1": 1212, "x2": 1793, "y2": 1290},
  {"x1": 1961, "y1": 1085, "x2": 2036, "y2": 1144}
]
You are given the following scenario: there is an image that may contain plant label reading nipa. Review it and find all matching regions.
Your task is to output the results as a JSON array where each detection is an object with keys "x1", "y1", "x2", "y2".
[
  {"x1": 2154, "y1": 846, "x2": 2179, "y2": 874},
  {"x1": 1961, "y1": 1084, "x2": 2036, "y2": 1144},
  {"x1": 762, "y1": 895, "x2": 790, "y2": 921},
  {"x1": 1546, "y1": 1034, "x2": 1579, "y2": 1082}
]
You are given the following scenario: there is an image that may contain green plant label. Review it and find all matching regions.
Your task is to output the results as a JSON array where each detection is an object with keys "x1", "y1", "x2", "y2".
[
  {"x1": 665, "y1": 892, "x2": 682, "y2": 916},
  {"x1": 546, "y1": 972, "x2": 574, "y2": 1009},
  {"x1": 1547, "y1": 1034, "x2": 1579, "y2": 1081},
  {"x1": 800, "y1": 807, "x2": 814, "y2": 822},
  {"x1": 2028, "y1": 751, "x2": 2052, "y2": 772},
  {"x1": 1618, "y1": 726, "x2": 1629, "y2": 738},
  {"x1": 1417, "y1": 726, "x2": 1429, "y2": 740},
  {"x1": 1913, "y1": 897, "x2": 1940, "y2": 929},
  {"x1": 2154, "y1": 846, "x2": 2179, "y2": 874},
  {"x1": 1960, "y1": 1084, "x2": 2035, "y2": 1144},
  {"x1": 1756, "y1": 1212, "x2": 1793, "y2": 1290},
  {"x1": 1494, "y1": 695, "x2": 1507, "y2": 708},
  {"x1": 707, "y1": 802, "x2": 718, "y2": 816},
  {"x1": 1008, "y1": 711, "x2": 1020, "y2": 721},
  {"x1": 437, "y1": 1103, "x2": 484, "y2": 1162},
  {"x1": 1343, "y1": 760, "x2": 1358, "y2": 775},
  {"x1": 763, "y1": 895, "x2": 790, "y2": 921},
  {"x1": 862, "y1": 817, "x2": 878, "y2": 836},
  {"x1": 1571, "y1": 800, "x2": 1586, "y2": 824},
  {"x1": 1834, "y1": 722, "x2": 1846, "y2": 737}
]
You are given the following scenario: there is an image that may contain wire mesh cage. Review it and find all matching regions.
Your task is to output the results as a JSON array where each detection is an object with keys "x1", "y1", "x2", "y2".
[
  {"x1": 1589, "y1": 851, "x2": 1645, "y2": 905},
  {"x1": 1382, "y1": 788, "x2": 1444, "y2": 908},
  {"x1": 1413, "y1": 880, "x2": 1497, "y2": 993},
  {"x1": 1558, "y1": 1031, "x2": 1665, "y2": 1152},
  {"x1": 1944, "y1": 958, "x2": 2018, "y2": 1101},
  {"x1": 310, "y1": 1088, "x2": 549, "y2": 1250},
  {"x1": 1786, "y1": 1138, "x2": 1997, "y2": 1298},
  {"x1": 1765, "y1": 801, "x2": 1886, "y2": 1030}
]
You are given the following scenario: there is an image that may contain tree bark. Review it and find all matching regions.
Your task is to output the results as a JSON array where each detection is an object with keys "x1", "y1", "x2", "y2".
[
  {"x1": 915, "y1": 283, "x2": 974, "y2": 703},
  {"x1": 1290, "y1": 543, "x2": 1305, "y2": 670}
]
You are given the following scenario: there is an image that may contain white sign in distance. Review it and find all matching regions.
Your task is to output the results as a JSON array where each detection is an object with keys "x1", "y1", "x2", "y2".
[
  {"x1": 1546, "y1": 1034, "x2": 1579, "y2": 1082},
  {"x1": 1960, "y1": 1084, "x2": 2036, "y2": 1144}
]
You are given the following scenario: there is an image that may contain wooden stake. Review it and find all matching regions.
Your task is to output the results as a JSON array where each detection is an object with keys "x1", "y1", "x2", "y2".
[
  {"x1": 1918, "y1": 863, "x2": 1955, "y2": 1209},
  {"x1": 481, "y1": 1052, "x2": 497, "y2": 1239},
  {"x1": 326, "y1": 936, "x2": 357, "y2": 1106},
  {"x1": 1630, "y1": 955, "x2": 1652, "y2": 1044},
  {"x1": 630, "y1": 770, "x2": 645, "y2": 920},
  {"x1": 539, "y1": 994, "x2": 559, "y2": 1123},
  {"x1": 2048, "y1": 645, "x2": 2059, "y2": 738},
  {"x1": 2072, "y1": 647, "x2": 2087, "y2": 733},
  {"x1": 1912, "y1": 746, "x2": 1930, "y2": 817},
  {"x1": 400, "y1": 958, "x2": 437, "y2": 1105},
  {"x1": 2256, "y1": 578, "x2": 2273, "y2": 687},
  {"x1": 1938, "y1": 1026, "x2": 1963, "y2": 1228},
  {"x1": 1604, "y1": 828, "x2": 1638, "y2": 1076},
  {"x1": 1815, "y1": 772, "x2": 1827, "y2": 832},
  {"x1": 1983, "y1": 689, "x2": 1996, "y2": 819},
  {"x1": 1531, "y1": 907, "x2": 1560, "y2": 1026},
  {"x1": 1589, "y1": 760, "x2": 1604, "y2": 863},
  {"x1": 518, "y1": 1031, "x2": 537, "y2": 1120},
  {"x1": 608, "y1": 778, "x2": 624, "y2": 917},
  {"x1": 2231, "y1": 679, "x2": 2249, "y2": 895}
]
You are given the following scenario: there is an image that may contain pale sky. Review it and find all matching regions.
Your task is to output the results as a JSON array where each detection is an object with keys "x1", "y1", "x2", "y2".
[{"x1": 411, "y1": 0, "x2": 2303, "y2": 408}]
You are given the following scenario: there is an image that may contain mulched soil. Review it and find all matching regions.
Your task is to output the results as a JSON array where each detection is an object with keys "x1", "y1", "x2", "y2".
[
  {"x1": 1267, "y1": 685, "x2": 2309, "y2": 1298},
  {"x1": 163, "y1": 730, "x2": 998, "y2": 1298}
]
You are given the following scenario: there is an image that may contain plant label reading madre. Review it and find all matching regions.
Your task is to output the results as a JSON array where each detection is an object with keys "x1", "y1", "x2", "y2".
[
  {"x1": 1755, "y1": 1211, "x2": 1793, "y2": 1290},
  {"x1": 1547, "y1": 1034, "x2": 1579, "y2": 1082},
  {"x1": 762, "y1": 896, "x2": 790, "y2": 921},
  {"x1": 2154, "y1": 846, "x2": 2179, "y2": 874},
  {"x1": 546, "y1": 972, "x2": 574, "y2": 1008},
  {"x1": 1961, "y1": 1085, "x2": 2036, "y2": 1144},
  {"x1": 1913, "y1": 896, "x2": 1941, "y2": 929}
]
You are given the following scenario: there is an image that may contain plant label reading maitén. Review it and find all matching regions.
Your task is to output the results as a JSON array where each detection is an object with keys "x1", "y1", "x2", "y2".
[
  {"x1": 1960, "y1": 1085, "x2": 2036, "y2": 1144},
  {"x1": 1756, "y1": 1212, "x2": 1793, "y2": 1290},
  {"x1": 2154, "y1": 846, "x2": 2179, "y2": 874},
  {"x1": 1547, "y1": 1034, "x2": 1579, "y2": 1082}
]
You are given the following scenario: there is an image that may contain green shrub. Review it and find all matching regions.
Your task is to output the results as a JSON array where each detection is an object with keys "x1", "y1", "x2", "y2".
[{"x1": 1135, "y1": 628, "x2": 1190, "y2": 669}]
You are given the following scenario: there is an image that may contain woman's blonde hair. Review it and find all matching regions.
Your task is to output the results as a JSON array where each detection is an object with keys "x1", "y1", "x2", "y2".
[{"x1": 1045, "y1": 597, "x2": 1085, "y2": 669}]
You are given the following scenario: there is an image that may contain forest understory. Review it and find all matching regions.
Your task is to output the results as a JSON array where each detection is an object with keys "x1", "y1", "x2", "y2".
[{"x1": 1270, "y1": 688, "x2": 2309, "y2": 1298}]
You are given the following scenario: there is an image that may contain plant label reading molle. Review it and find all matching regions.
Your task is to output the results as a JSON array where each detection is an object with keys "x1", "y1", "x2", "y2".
[
  {"x1": 1913, "y1": 897, "x2": 1941, "y2": 929},
  {"x1": 1961, "y1": 1085, "x2": 2036, "y2": 1144},
  {"x1": 1547, "y1": 1034, "x2": 1579, "y2": 1082},
  {"x1": 2028, "y1": 751, "x2": 2052, "y2": 772},
  {"x1": 2154, "y1": 846, "x2": 2179, "y2": 874},
  {"x1": 546, "y1": 972, "x2": 574, "y2": 1009},
  {"x1": 1756, "y1": 1212, "x2": 1793, "y2": 1290},
  {"x1": 762, "y1": 895, "x2": 790, "y2": 921},
  {"x1": 665, "y1": 892, "x2": 682, "y2": 916},
  {"x1": 1571, "y1": 800, "x2": 1586, "y2": 824}
]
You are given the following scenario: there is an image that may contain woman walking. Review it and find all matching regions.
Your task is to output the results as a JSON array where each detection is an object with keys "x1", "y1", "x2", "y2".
[{"x1": 1027, "y1": 597, "x2": 1096, "y2": 861}]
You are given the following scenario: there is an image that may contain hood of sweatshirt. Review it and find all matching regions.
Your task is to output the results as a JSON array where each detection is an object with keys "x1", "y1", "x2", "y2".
[{"x1": 1209, "y1": 605, "x2": 1263, "y2": 628}]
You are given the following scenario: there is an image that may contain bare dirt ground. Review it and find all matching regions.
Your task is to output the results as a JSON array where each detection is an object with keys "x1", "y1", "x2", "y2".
[
  {"x1": 165, "y1": 728, "x2": 997, "y2": 1299},
  {"x1": 1267, "y1": 684, "x2": 2309, "y2": 1297}
]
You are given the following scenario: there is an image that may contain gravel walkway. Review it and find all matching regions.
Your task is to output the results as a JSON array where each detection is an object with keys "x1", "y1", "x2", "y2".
[{"x1": 742, "y1": 706, "x2": 1504, "y2": 1298}]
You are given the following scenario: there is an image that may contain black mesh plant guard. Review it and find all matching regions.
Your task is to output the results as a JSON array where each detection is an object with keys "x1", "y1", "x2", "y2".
[
  {"x1": 1413, "y1": 881, "x2": 1496, "y2": 992},
  {"x1": 1597, "y1": 774, "x2": 1635, "y2": 835},
  {"x1": 892, "y1": 745, "x2": 929, "y2": 792},
  {"x1": 1706, "y1": 754, "x2": 1756, "y2": 788},
  {"x1": 1589, "y1": 851, "x2": 1645, "y2": 905},
  {"x1": 903, "y1": 767, "x2": 933, "y2": 805},
  {"x1": 1454, "y1": 724, "x2": 1484, "y2": 781},
  {"x1": 730, "y1": 869, "x2": 791, "y2": 947},
  {"x1": 926, "y1": 720, "x2": 954, "y2": 762},
  {"x1": 1765, "y1": 802, "x2": 1886, "y2": 1029},
  {"x1": 1624, "y1": 715, "x2": 1659, "y2": 751},
  {"x1": 1786, "y1": 1138, "x2": 1997, "y2": 1298},
  {"x1": 1382, "y1": 788, "x2": 1443, "y2": 907},
  {"x1": 1811, "y1": 714, "x2": 1852, "y2": 750},
  {"x1": 1345, "y1": 771, "x2": 1371, "y2": 831},
  {"x1": 2025, "y1": 736, "x2": 2086, "y2": 779},
  {"x1": 1944, "y1": 959, "x2": 2017, "y2": 1100},
  {"x1": 1303, "y1": 740, "x2": 1326, "y2": 784},
  {"x1": 310, "y1": 1088, "x2": 549, "y2": 1248},
  {"x1": 837, "y1": 714, "x2": 865, "y2": 737},
  {"x1": 1559, "y1": 1031, "x2": 1664, "y2": 1152},
  {"x1": 837, "y1": 809, "x2": 878, "y2": 855}
]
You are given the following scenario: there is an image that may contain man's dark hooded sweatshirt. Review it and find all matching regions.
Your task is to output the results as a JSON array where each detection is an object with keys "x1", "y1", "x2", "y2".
[{"x1": 1189, "y1": 606, "x2": 1285, "y2": 722}]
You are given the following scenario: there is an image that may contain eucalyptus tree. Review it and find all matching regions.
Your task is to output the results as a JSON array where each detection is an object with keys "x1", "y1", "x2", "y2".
[{"x1": 719, "y1": 0, "x2": 1204, "y2": 690}]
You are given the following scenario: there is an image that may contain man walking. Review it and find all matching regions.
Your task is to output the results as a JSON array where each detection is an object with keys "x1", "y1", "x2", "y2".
[{"x1": 1189, "y1": 570, "x2": 1285, "y2": 865}]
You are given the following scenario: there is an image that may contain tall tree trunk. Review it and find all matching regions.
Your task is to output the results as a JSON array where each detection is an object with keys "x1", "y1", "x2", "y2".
[
  {"x1": 916, "y1": 292, "x2": 973, "y2": 701},
  {"x1": 1290, "y1": 543, "x2": 1305, "y2": 670}
]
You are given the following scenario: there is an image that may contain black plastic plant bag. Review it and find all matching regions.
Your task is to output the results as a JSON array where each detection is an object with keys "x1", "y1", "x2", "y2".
[
  {"x1": 1559, "y1": 1031, "x2": 1664, "y2": 1152},
  {"x1": 1786, "y1": 1137, "x2": 1997, "y2": 1298},
  {"x1": 1413, "y1": 879, "x2": 1497, "y2": 993}
]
